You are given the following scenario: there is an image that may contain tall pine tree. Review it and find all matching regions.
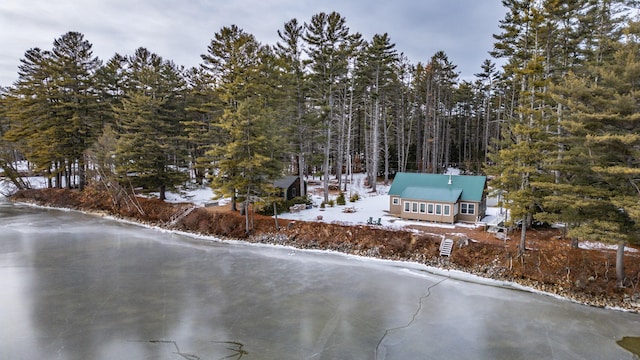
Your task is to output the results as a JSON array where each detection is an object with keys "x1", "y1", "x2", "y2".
[
  {"x1": 202, "y1": 26, "x2": 283, "y2": 226},
  {"x1": 115, "y1": 48, "x2": 187, "y2": 200}
]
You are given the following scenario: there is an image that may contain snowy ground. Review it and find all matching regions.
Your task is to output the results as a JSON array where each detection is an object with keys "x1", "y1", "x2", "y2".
[
  {"x1": 272, "y1": 174, "x2": 494, "y2": 231},
  {"x1": 0, "y1": 176, "x2": 47, "y2": 196},
  {"x1": 160, "y1": 170, "x2": 494, "y2": 231},
  {"x1": 172, "y1": 176, "x2": 503, "y2": 245}
]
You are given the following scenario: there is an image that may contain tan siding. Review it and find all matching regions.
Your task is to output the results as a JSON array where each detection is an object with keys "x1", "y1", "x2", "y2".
[
  {"x1": 397, "y1": 198, "x2": 456, "y2": 224},
  {"x1": 456, "y1": 201, "x2": 484, "y2": 223},
  {"x1": 389, "y1": 196, "x2": 401, "y2": 215}
]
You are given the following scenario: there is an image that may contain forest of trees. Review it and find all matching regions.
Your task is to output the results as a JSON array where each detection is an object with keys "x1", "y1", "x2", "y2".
[{"x1": 0, "y1": 1, "x2": 638, "y2": 282}]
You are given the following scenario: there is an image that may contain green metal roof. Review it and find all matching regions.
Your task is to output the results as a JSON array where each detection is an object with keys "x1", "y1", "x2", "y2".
[
  {"x1": 401, "y1": 186, "x2": 462, "y2": 203},
  {"x1": 389, "y1": 173, "x2": 486, "y2": 202}
]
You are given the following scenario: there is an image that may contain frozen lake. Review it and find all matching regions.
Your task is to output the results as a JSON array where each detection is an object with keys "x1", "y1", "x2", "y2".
[{"x1": 1, "y1": 200, "x2": 639, "y2": 359}]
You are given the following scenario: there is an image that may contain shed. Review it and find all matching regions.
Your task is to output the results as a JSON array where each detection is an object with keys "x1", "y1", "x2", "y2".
[{"x1": 274, "y1": 176, "x2": 306, "y2": 201}]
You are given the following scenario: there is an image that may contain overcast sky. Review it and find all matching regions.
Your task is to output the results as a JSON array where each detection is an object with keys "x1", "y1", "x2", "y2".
[{"x1": 0, "y1": 0, "x2": 507, "y2": 87}]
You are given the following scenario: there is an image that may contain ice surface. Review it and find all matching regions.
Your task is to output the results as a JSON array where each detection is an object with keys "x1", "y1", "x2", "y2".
[{"x1": 1, "y1": 202, "x2": 639, "y2": 359}]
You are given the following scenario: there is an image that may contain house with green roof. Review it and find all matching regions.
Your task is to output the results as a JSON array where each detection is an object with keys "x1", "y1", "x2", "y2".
[{"x1": 388, "y1": 172, "x2": 487, "y2": 224}]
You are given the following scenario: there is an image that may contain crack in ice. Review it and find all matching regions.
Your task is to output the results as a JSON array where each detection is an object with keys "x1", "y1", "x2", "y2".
[
  {"x1": 146, "y1": 340, "x2": 201, "y2": 360},
  {"x1": 374, "y1": 277, "x2": 448, "y2": 359},
  {"x1": 130, "y1": 339, "x2": 247, "y2": 360}
]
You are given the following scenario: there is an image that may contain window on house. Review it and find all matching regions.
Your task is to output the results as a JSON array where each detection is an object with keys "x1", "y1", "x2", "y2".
[
  {"x1": 461, "y1": 203, "x2": 475, "y2": 215},
  {"x1": 392, "y1": 197, "x2": 399, "y2": 205},
  {"x1": 427, "y1": 203, "x2": 434, "y2": 214},
  {"x1": 412, "y1": 202, "x2": 418, "y2": 213},
  {"x1": 444, "y1": 205, "x2": 450, "y2": 216},
  {"x1": 404, "y1": 201, "x2": 410, "y2": 212},
  {"x1": 419, "y1": 203, "x2": 426, "y2": 213},
  {"x1": 435, "y1": 204, "x2": 442, "y2": 215}
]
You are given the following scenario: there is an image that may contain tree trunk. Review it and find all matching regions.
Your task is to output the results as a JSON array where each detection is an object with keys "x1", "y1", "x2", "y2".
[
  {"x1": 273, "y1": 201, "x2": 279, "y2": 231},
  {"x1": 298, "y1": 151, "x2": 305, "y2": 199},
  {"x1": 344, "y1": 83, "x2": 354, "y2": 193},
  {"x1": 159, "y1": 184, "x2": 166, "y2": 201},
  {"x1": 519, "y1": 215, "x2": 527, "y2": 256},
  {"x1": 245, "y1": 188, "x2": 251, "y2": 234},
  {"x1": 363, "y1": 96, "x2": 372, "y2": 184},
  {"x1": 371, "y1": 93, "x2": 380, "y2": 192},
  {"x1": 616, "y1": 240, "x2": 626, "y2": 287},
  {"x1": 570, "y1": 237, "x2": 579, "y2": 249},
  {"x1": 323, "y1": 126, "x2": 331, "y2": 203},
  {"x1": 396, "y1": 112, "x2": 405, "y2": 173},
  {"x1": 79, "y1": 154, "x2": 86, "y2": 191},
  {"x1": 231, "y1": 192, "x2": 237, "y2": 212},
  {"x1": 382, "y1": 105, "x2": 390, "y2": 185},
  {"x1": 66, "y1": 162, "x2": 72, "y2": 189}
]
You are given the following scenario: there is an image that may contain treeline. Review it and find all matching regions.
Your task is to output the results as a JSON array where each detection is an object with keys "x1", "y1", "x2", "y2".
[
  {"x1": 0, "y1": 2, "x2": 639, "y2": 280},
  {"x1": 0, "y1": 12, "x2": 491, "y2": 201},
  {"x1": 487, "y1": 0, "x2": 640, "y2": 284}
]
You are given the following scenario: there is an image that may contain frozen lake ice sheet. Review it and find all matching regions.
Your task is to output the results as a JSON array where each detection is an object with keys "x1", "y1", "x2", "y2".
[{"x1": 1, "y1": 200, "x2": 639, "y2": 359}]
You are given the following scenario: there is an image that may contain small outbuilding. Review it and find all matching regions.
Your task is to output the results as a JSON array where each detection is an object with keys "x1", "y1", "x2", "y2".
[
  {"x1": 274, "y1": 176, "x2": 306, "y2": 201},
  {"x1": 388, "y1": 172, "x2": 487, "y2": 224}
]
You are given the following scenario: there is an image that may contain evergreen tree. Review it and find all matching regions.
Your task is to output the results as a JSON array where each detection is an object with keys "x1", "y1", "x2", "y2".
[
  {"x1": 488, "y1": 0, "x2": 557, "y2": 254},
  {"x1": 181, "y1": 66, "x2": 222, "y2": 185},
  {"x1": 0, "y1": 88, "x2": 29, "y2": 191},
  {"x1": 474, "y1": 59, "x2": 501, "y2": 162},
  {"x1": 391, "y1": 54, "x2": 416, "y2": 174},
  {"x1": 4, "y1": 33, "x2": 102, "y2": 189},
  {"x1": 357, "y1": 33, "x2": 398, "y2": 189},
  {"x1": 546, "y1": 20, "x2": 640, "y2": 285},
  {"x1": 276, "y1": 18, "x2": 310, "y2": 196},
  {"x1": 94, "y1": 53, "x2": 128, "y2": 128},
  {"x1": 49, "y1": 31, "x2": 102, "y2": 189},
  {"x1": 115, "y1": 48, "x2": 188, "y2": 200},
  {"x1": 3, "y1": 48, "x2": 56, "y2": 184},
  {"x1": 201, "y1": 25, "x2": 260, "y2": 211},
  {"x1": 412, "y1": 52, "x2": 458, "y2": 174},
  {"x1": 303, "y1": 12, "x2": 355, "y2": 203},
  {"x1": 202, "y1": 26, "x2": 284, "y2": 224}
]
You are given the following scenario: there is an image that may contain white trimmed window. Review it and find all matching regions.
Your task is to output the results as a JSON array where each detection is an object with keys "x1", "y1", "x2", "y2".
[
  {"x1": 460, "y1": 203, "x2": 475, "y2": 215},
  {"x1": 419, "y1": 203, "x2": 426, "y2": 213},
  {"x1": 392, "y1": 197, "x2": 399, "y2": 205},
  {"x1": 427, "y1": 203, "x2": 434, "y2": 214},
  {"x1": 435, "y1": 204, "x2": 442, "y2": 215},
  {"x1": 412, "y1": 202, "x2": 418, "y2": 213},
  {"x1": 444, "y1": 205, "x2": 451, "y2": 216},
  {"x1": 404, "y1": 201, "x2": 410, "y2": 212}
]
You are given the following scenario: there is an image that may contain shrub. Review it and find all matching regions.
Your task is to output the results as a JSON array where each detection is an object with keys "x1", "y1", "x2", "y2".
[
  {"x1": 349, "y1": 192, "x2": 360, "y2": 202},
  {"x1": 336, "y1": 192, "x2": 346, "y2": 205},
  {"x1": 255, "y1": 195, "x2": 312, "y2": 215}
]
